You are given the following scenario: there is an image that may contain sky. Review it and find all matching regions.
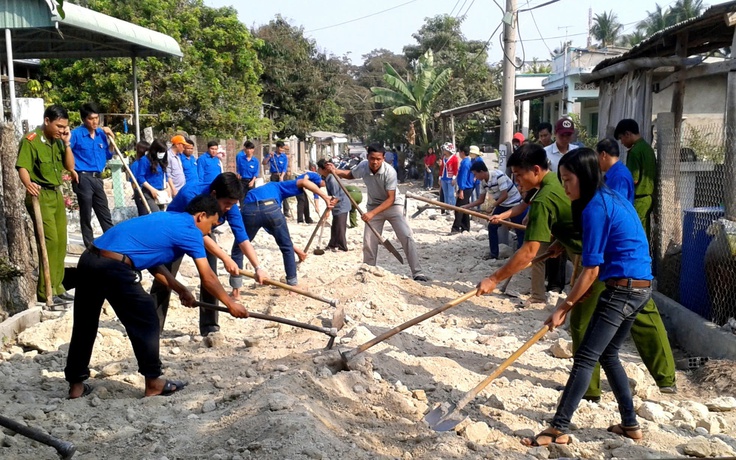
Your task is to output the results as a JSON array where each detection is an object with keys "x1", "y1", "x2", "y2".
[{"x1": 203, "y1": 0, "x2": 725, "y2": 65}]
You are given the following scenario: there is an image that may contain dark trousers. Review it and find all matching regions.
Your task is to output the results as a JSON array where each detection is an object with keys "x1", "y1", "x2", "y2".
[
  {"x1": 328, "y1": 212, "x2": 348, "y2": 251},
  {"x1": 239, "y1": 178, "x2": 255, "y2": 207},
  {"x1": 150, "y1": 256, "x2": 183, "y2": 333},
  {"x1": 270, "y1": 173, "x2": 290, "y2": 216},
  {"x1": 73, "y1": 173, "x2": 113, "y2": 247},
  {"x1": 296, "y1": 191, "x2": 313, "y2": 223},
  {"x1": 488, "y1": 205, "x2": 527, "y2": 257},
  {"x1": 452, "y1": 188, "x2": 474, "y2": 232},
  {"x1": 199, "y1": 234, "x2": 220, "y2": 334},
  {"x1": 65, "y1": 251, "x2": 162, "y2": 383},
  {"x1": 135, "y1": 188, "x2": 162, "y2": 216},
  {"x1": 546, "y1": 252, "x2": 568, "y2": 292}
]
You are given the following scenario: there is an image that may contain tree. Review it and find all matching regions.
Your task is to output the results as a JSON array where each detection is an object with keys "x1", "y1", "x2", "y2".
[
  {"x1": 671, "y1": 0, "x2": 704, "y2": 23},
  {"x1": 590, "y1": 10, "x2": 623, "y2": 48},
  {"x1": 32, "y1": 0, "x2": 268, "y2": 139},
  {"x1": 620, "y1": 30, "x2": 648, "y2": 48},
  {"x1": 638, "y1": 3, "x2": 676, "y2": 36},
  {"x1": 371, "y1": 50, "x2": 451, "y2": 145},
  {"x1": 254, "y1": 16, "x2": 346, "y2": 139}
]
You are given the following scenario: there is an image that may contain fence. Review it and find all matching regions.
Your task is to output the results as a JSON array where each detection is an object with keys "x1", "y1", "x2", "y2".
[{"x1": 654, "y1": 113, "x2": 736, "y2": 326}]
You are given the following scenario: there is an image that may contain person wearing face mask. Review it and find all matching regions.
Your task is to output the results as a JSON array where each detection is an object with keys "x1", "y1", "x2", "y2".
[
  {"x1": 134, "y1": 139, "x2": 172, "y2": 213},
  {"x1": 16, "y1": 105, "x2": 77, "y2": 305}
]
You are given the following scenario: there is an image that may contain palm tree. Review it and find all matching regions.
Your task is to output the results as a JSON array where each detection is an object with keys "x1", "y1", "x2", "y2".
[
  {"x1": 638, "y1": 3, "x2": 676, "y2": 36},
  {"x1": 622, "y1": 30, "x2": 648, "y2": 48},
  {"x1": 590, "y1": 10, "x2": 623, "y2": 48},
  {"x1": 371, "y1": 49, "x2": 452, "y2": 145},
  {"x1": 671, "y1": 0, "x2": 704, "y2": 23}
]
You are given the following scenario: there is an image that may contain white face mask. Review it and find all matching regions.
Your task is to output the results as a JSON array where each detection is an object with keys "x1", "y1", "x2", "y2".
[{"x1": 156, "y1": 152, "x2": 166, "y2": 160}]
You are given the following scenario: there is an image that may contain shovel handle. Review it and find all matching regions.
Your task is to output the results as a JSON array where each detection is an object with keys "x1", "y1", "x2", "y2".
[
  {"x1": 406, "y1": 193, "x2": 526, "y2": 231},
  {"x1": 345, "y1": 289, "x2": 478, "y2": 360},
  {"x1": 0, "y1": 414, "x2": 76, "y2": 459},
  {"x1": 108, "y1": 136, "x2": 151, "y2": 214},
  {"x1": 329, "y1": 172, "x2": 385, "y2": 242},
  {"x1": 455, "y1": 325, "x2": 549, "y2": 410},
  {"x1": 195, "y1": 301, "x2": 336, "y2": 336},
  {"x1": 238, "y1": 269, "x2": 336, "y2": 306},
  {"x1": 31, "y1": 196, "x2": 53, "y2": 307},
  {"x1": 303, "y1": 207, "x2": 330, "y2": 254}
]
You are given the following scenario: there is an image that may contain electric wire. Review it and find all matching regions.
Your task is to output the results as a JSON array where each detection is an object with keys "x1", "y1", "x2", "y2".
[{"x1": 306, "y1": 0, "x2": 418, "y2": 33}]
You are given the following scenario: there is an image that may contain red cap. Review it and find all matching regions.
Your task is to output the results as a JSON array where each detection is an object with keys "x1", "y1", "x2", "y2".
[
  {"x1": 513, "y1": 132, "x2": 525, "y2": 143},
  {"x1": 555, "y1": 118, "x2": 575, "y2": 136}
]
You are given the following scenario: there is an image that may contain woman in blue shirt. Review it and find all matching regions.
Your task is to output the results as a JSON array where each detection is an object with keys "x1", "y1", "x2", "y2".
[
  {"x1": 523, "y1": 148, "x2": 652, "y2": 446},
  {"x1": 134, "y1": 140, "x2": 171, "y2": 212}
]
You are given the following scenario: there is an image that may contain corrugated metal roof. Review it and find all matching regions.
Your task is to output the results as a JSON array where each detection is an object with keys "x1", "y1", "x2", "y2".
[
  {"x1": 592, "y1": 0, "x2": 736, "y2": 74},
  {"x1": 0, "y1": 0, "x2": 182, "y2": 58}
]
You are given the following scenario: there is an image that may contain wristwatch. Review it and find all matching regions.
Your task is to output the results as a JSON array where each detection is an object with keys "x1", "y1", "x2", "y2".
[
  {"x1": 564, "y1": 300, "x2": 575, "y2": 309},
  {"x1": 254, "y1": 266, "x2": 261, "y2": 271}
]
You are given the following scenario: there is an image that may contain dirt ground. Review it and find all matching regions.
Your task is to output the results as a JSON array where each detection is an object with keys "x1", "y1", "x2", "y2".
[{"x1": 1, "y1": 181, "x2": 736, "y2": 460}]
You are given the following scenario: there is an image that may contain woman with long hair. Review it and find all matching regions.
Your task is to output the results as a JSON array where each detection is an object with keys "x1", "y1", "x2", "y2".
[
  {"x1": 133, "y1": 139, "x2": 171, "y2": 213},
  {"x1": 523, "y1": 148, "x2": 653, "y2": 446}
]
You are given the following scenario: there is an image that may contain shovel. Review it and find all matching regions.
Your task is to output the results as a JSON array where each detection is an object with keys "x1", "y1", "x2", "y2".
[
  {"x1": 196, "y1": 301, "x2": 340, "y2": 349},
  {"x1": 424, "y1": 325, "x2": 549, "y2": 431},
  {"x1": 0, "y1": 413, "x2": 76, "y2": 459},
  {"x1": 330, "y1": 172, "x2": 404, "y2": 264},
  {"x1": 411, "y1": 204, "x2": 441, "y2": 218},
  {"x1": 499, "y1": 251, "x2": 556, "y2": 296},
  {"x1": 313, "y1": 219, "x2": 326, "y2": 256},
  {"x1": 303, "y1": 208, "x2": 330, "y2": 255},
  {"x1": 406, "y1": 192, "x2": 526, "y2": 231},
  {"x1": 108, "y1": 136, "x2": 151, "y2": 215},
  {"x1": 31, "y1": 196, "x2": 53, "y2": 308}
]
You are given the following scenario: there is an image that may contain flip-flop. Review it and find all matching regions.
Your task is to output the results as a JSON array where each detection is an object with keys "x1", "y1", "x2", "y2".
[
  {"x1": 608, "y1": 424, "x2": 643, "y2": 440},
  {"x1": 521, "y1": 427, "x2": 572, "y2": 447},
  {"x1": 152, "y1": 380, "x2": 187, "y2": 397},
  {"x1": 68, "y1": 383, "x2": 93, "y2": 399}
]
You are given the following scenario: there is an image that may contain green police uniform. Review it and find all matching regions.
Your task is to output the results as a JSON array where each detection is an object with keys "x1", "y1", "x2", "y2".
[
  {"x1": 525, "y1": 173, "x2": 675, "y2": 397},
  {"x1": 626, "y1": 138, "x2": 656, "y2": 240},
  {"x1": 16, "y1": 128, "x2": 67, "y2": 301},
  {"x1": 346, "y1": 184, "x2": 363, "y2": 228}
]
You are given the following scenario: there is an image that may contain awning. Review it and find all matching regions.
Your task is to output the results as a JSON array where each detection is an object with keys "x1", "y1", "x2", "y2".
[
  {"x1": 309, "y1": 130, "x2": 347, "y2": 139},
  {"x1": 436, "y1": 88, "x2": 560, "y2": 118},
  {"x1": 0, "y1": 0, "x2": 183, "y2": 59}
]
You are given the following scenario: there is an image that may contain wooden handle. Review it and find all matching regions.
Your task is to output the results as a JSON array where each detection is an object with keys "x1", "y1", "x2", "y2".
[
  {"x1": 303, "y1": 208, "x2": 330, "y2": 253},
  {"x1": 31, "y1": 196, "x2": 53, "y2": 307},
  {"x1": 406, "y1": 192, "x2": 526, "y2": 231},
  {"x1": 109, "y1": 136, "x2": 151, "y2": 214},
  {"x1": 455, "y1": 325, "x2": 549, "y2": 409},
  {"x1": 238, "y1": 269, "x2": 335, "y2": 305},
  {"x1": 0, "y1": 414, "x2": 76, "y2": 459},
  {"x1": 195, "y1": 301, "x2": 335, "y2": 335},
  {"x1": 329, "y1": 172, "x2": 385, "y2": 242}
]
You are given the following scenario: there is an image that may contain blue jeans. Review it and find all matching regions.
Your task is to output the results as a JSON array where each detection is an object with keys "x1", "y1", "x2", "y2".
[
  {"x1": 488, "y1": 205, "x2": 527, "y2": 257},
  {"x1": 552, "y1": 285, "x2": 652, "y2": 431},
  {"x1": 440, "y1": 179, "x2": 456, "y2": 206},
  {"x1": 424, "y1": 170, "x2": 434, "y2": 189},
  {"x1": 230, "y1": 202, "x2": 297, "y2": 287}
]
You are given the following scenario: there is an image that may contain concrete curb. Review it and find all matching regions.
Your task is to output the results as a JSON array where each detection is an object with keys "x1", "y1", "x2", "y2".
[
  {"x1": 0, "y1": 307, "x2": 42, "y2": 344},
  {"x1": 653, "y1": 291, "x2": 736, "y2": 360}
]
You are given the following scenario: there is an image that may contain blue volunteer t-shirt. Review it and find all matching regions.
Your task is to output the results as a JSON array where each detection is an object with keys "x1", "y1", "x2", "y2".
[
  {"x1": 244, "y1": 180, "x2": 301, "y2": 205},
  {"x1": 268, "y1": 153, "x2": 288, "y2": 174},
  {"x1": 69, "y1": 126, "x2": 112, "y2": 173},
  {"x1": 134, "y1": 156, "x2": 166, "y2": 189},
  {"x1": 181, "y1": 155, "x2": 199, "y2": 185},
  {"x1": 582, "y1": 188, "x2": 652, "y2": 281},
  {"x1": 197, "y1": 153, "x2": 222, "y2": 185},
  {"x1": 93, "y1": 212, "x2": 206, "y2": 270},
  {"x1": 236, "y1": 151, "x2": 260, "y2": 180},
  {"x1": 604, "y1": 161, "x2": 635, "y2": 204},
  {"x1": 457, "y1": 157, "x2": 474, "y2": 190},
  {"x1": 168, "y1": 182, "x2": 250, "y2": 244},
  {"x1": 296, "y1": 171, "x2": 323, "y2": 185}
]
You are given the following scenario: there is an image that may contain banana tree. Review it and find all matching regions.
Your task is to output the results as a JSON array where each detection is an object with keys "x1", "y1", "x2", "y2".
[{"x1": 371, "y1": 49, "x2": 451, "y2": 145}]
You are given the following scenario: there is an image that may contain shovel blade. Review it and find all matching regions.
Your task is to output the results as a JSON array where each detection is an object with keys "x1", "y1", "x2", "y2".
[
  {"x1": 424, "y1": 402, "x2": 466, "y2": 432},
  {"x1": 382, "y1": 240, "x2": 404, "y2": 264},
  {"x1": 313, "y1": 248, "x2": 325, "y2": 255}
]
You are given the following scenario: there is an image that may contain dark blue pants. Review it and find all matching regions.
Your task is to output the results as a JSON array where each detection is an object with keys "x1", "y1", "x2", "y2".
[
  {"x1": 73, "y1": 173, "x2": 113, "y2": 247},
  {"x1": 65, "y1": 251, "x2": 161, "y2": 382},
  {"x1": 231, "y1": 202, "x2": 297, "y2": 286},
  {"x1": 552, "y1": 285, "x2": 652, "y2": 431},
  {"x1": 488, "y1": 205, "x2": 527, "y2": 258}
]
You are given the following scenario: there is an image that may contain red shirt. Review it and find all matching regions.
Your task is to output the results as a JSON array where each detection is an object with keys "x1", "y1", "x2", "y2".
[
  {"x1": 424, "y1": 153, "x2": 436, "y2": 168},
  {"x1": 440, "y1": 154, "x2": 459, "y2": 180}
]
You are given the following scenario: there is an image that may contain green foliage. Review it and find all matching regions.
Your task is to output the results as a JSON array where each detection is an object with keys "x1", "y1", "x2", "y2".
[
  {"x1": 590, "y1": 11, "x2": 623, "y2": 48},
  {"x1": 683, "y1": 126, "x2": 725, "y2": 163},
  {"x1": 567, "y1": 113, "x2": 596, "y2": 148},
  {"x1": 371, "y1": 50, "x2": 451, "y2": 145},
  {"x1": 33, "y1": 0, "x2": 268, "y2": 140}
]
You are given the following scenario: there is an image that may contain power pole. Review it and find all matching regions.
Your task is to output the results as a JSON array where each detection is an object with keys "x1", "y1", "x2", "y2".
[
  {"x1": 499, "y1": 0, "x2": 517, "y2": 171},
  {"x1": 587, "y1": 7, "x2": 592, "y2": 49}
]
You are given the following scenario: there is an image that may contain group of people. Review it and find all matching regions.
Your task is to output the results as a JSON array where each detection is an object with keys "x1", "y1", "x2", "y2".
[{"x1": 18, "y1": 102, "x2": 670, "y2": 444}]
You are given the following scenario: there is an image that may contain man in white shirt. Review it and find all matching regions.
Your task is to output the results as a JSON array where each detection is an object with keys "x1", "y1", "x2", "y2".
[
  {"x1": 545, "y1": 118, "x2": 578, "y2": 173},
  {"x1": 166, "y1": 135, "x2": 187, "y2": 197}
]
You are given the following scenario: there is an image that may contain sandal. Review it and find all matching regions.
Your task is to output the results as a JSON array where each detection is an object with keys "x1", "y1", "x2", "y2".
[
  {"x1": 68, "y1": 382, "x2": 93, "y2": 399},
  {"x1": 608, "y1": 424, "x2": 643, "y2": 440},
  {"x1": 148, "y1": 380, "x2": 187, "y2": 397},
  {"x1": 521, "y1": 427, "x2": 572, "y2": 447}
]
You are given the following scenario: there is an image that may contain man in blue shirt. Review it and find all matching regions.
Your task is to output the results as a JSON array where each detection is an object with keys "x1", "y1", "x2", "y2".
[
  {"x1": 68, "y1": 103, "x2": 114, "y2": 249},
  {"x1": 198, "y1": 140, "x2": 223, "y2": 185},
  {"x1": 181, "y1": 138, "x2": 199, "y2": 185},
  {"x1": 235, "y1": 140, "x2": 260, "y2": 204},
  {"x1": 64, "y1": 194, "x2": 248, "y2": 399},
  {"x1": 157, "y1": 172, "x2": 267, "y2": 335},
  {"x1": 451, "y1": 145, "x2": 475, "y2": 233},
  {"x1": 317, "y1": 159, "x2": 351, "y2": 251},
  {"x1": 262, "y1": 141, "x2": 291, "y2": 217},
  {"x1": 230, "y1": 172, "x2": 336, "y2": 298},
  {"x1": 596, "y1": 138, "x2": 634, "y2": 203}
]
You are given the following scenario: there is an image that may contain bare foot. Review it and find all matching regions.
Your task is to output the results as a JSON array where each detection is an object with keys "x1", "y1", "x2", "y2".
[
  {"x1": 231, "y1": 288, "x2": 240, "y2": 300},
  {"x1": 68, "y1": 382, "x2": 92, "y2": 399},
  {"x1": 144, "y1": 377, "x2": 187, "y2": 397}
]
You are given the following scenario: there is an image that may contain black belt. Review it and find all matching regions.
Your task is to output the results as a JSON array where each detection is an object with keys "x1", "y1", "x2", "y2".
[
  {"x1": 78, "y1": 171, "x2": 103, "y2": 178},
  {"x1": 40, "y1": 184, "x2": 60, "y2": 191},
  {"x1": 89, "y1": 246, "x2": 134, "y2": 268},
  {"x1": 256, "y1": 199, "x2": 276, "y2": 206},
  {"x1": 605, "y1": 278, "x2": 652, "y2": 288},
  {"x1": 634, "y1": 194, "x2": 651, "y2": 198}
]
